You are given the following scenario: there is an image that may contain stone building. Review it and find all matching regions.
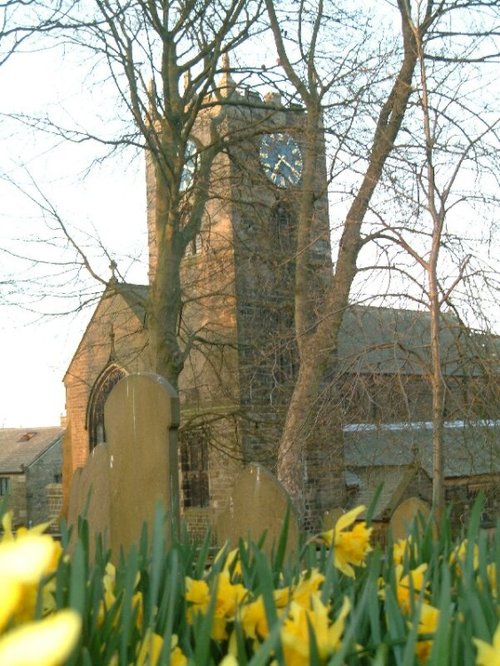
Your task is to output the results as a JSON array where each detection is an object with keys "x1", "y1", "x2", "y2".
[
  {"x1": 64, "y1": 72, "x2": 337, "y2": 534},
  {"x1": 0, "y1": 427, "x2": 64, "y2": 529},
  {"x1": 62, "y1": 72, "x2": 500, "y2": 536}
]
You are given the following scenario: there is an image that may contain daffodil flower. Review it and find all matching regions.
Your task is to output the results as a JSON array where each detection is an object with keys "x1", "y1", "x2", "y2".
[
  {"x1": 0, "y1": 608, "x2": 81, "y2": 666},
  {"x1": 449, "y1": 539, "x2": 479, "y2": 573},
  {"x1": 0, "y1": 578, "x2": 22, "y2": 632},
  {"x1": 414, "y1": 603, "x2": 440, "y2": 663},
  {"x1": 473, "y1": 623, "x2": 500, "y2": 666},
  {"x1": 186, "y1": 573, "x2": 247, "y2": 640},
  {"x1": 392, "y1": 536, "x2": 416, "y2": 566},
  {"x1": 0, "y1": 530, "x2": 62, "y2": 625},
  {"x1": 281, "y1": 595, "x2": 350, "y2": 665},
  {"x1": 291, "y1": 569, "x2": 325, "y2": 609},
  {"x1": 395, "y1": 563, "x2": 428, "y2": 614},
  {"x1": 320, "y1": 506, "x2": 372, "y2": 578}
]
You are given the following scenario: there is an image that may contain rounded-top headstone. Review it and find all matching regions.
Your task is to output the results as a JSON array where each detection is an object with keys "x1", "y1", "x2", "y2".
[
  {"x1": 216, "y1": 463, "x2": 299, "y2": 557},
  {"x1": 389, "y1": 497, "x2": 432, "y2": 541},
  {"x1": 104, "y1": 373, "x2": 180, "y2": 557}
]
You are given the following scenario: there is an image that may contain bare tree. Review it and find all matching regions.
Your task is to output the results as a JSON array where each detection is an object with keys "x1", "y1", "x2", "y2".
[
  {"x1": 264, "y1": 0, "x2": 499, "y2": 522},
  {"x1": 364, "y1": 4, "x2": 500, "y2": 519}
]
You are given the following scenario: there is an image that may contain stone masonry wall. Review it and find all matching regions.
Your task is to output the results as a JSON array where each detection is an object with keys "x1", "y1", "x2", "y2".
[
  {"x1": 2, "y1": 474, "x2": 27, "y2": 526},
  {"x1": 63, "y1": 290, "x2": 150, "y2": 507},
  {"x1": 26, "y1": 438, "x2": 63, "y2": 527}
]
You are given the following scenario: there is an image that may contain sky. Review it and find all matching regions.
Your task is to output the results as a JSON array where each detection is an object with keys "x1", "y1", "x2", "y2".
[
  {"x1": 0, "y1": 5, "x2": 498, "y2": 428},
  {"x1": 0, "y1": 47, "x2": 148, "y2": 427}
]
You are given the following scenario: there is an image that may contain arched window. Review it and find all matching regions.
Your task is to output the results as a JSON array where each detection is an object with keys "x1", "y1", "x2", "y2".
[{"x1": 87, "y1": 364, "x2": 127, "y2": 451}]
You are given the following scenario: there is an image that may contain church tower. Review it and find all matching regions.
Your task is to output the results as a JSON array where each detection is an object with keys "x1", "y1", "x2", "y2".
[
  {"x1": 63, "y1": 58, "x2": 342, "y2": 534},
  {"x1": 145, "y1": 60, "x2": 341, "y2": 531}
]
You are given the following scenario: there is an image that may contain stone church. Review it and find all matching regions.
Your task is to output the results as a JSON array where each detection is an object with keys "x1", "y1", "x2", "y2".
[{"x1": 62, "y1": 70, "x2": 499, "y2": 536}]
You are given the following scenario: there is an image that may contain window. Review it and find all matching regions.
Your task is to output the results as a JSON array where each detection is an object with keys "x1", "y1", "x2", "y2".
[
  {"x1": 179, "y1": 428, "x2": 209, "y2": 508},
  {"x1": 54, "y1": 473, "x2": 63, "y2": 484},
  {"x1": 0, "y1": 477, "x2": 10, "y2": 496},
  {"x1": 87, "y1": 364, "x2": 127, "y2": 451}
]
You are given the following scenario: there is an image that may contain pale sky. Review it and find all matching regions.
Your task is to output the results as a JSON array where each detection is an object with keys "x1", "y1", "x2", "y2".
[
  {"x1": 0, "y1": 6, "x2": 498, "y2": 427},
  {"x1": 0, "y1": 47, "x2": 148, "y2": 427}
]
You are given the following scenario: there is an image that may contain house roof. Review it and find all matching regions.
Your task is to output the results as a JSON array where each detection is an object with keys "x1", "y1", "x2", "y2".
[{"x1": 0, "y1": 427, "x2": 64, "y2": 473}]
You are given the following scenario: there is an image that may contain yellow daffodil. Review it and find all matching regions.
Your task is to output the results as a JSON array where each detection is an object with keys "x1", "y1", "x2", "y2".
[
  {"x1": 186, "y1": 573, "x2": 247, "y2": 640},
  {"x1": 214, "y1": 545, "x2": 243, "y2": 580},
  {"x1": 0, "y1": 534, "x2": 58, "y2": 585},
  {"x1": 292, "y1": 569, "x2": 325, "y2": 609},
  {"x1": 415, "y1": 603, "x2": 440, "y2": 663},
  {"x1": 239, "y1": 596, "x2": 269, "y2": 640},
  {"x1": 487, "y1": 563, "x2": 497, "y2": 599},
  {"x1": 281, "y1": 595, "x2": 350, "y2": 665},
  {"x1": 449, "y1": 539, "x2": 479, "y2": 574},
  {"x1": 185, "y1": 577, "x2": 210, "y2": 624},
  {"x1": 136, "y1": 630, "x2": 186, "y2": 666},
  {"x1": 473, "y1": 622, "x2": 500, "y2": 666},
  {"x1": 395, "y1": 564, "x2": 428, "y2": 614},
  {"x1": 392, "y1": 536, "x2": 416, "y2": 566},
  {"x1": 0, "y1": 531, "x2": 62, "y2": 625},
  {"x1": 320, "y1": 506, "x2": 372, "y2": 578},
  {"x1": 0, "y1": 608, "x2": 81, "y2": 666},
  {"x1": 0, "y1": 578, "x2": 22, "y2": 632},
  {"x1": 219, "y1": 656, "x2": 239, "y2": 666}
]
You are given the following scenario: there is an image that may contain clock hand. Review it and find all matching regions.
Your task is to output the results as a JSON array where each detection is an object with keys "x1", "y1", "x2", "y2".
[{"x1": 280, "y1": 157, "x2": 301, "y2": 178}]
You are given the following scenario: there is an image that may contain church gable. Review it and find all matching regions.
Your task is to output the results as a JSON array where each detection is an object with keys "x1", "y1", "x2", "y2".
[{"x1": 64, "y1": 284, "x2": 150, "y2": 471}]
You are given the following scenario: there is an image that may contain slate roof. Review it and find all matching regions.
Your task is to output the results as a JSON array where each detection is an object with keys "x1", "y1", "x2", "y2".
[
  {"x1": 0, "y1": 427, "x2": 64, "y2": 473},
  {"x1": 74, "y1": 282, "x2": 500, "y2": 379},
  {"x1": 345, "y1": 465, "x2": 418, "y2": 519},
  {"x1": 115, "y1": 283, "x2": 148, "y2": 323},
  {"x1": 344, "y1": 420, "x2": 500, "y2": 478},
  {"x1": 337, "y1": 306, "x2": 500, "y2": 376}
]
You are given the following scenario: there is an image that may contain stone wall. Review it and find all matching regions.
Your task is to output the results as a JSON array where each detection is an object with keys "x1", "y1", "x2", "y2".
[
  {"x1": 63, "y1": 289, "x2": 150, "y2": 507},
  {"x1": 46, "y1": 483, "x2": 63, "y2": 533},
  {"x1": 182, "y1": 507, "x2": 215, "y2": 545},
  {"x1": 445, "y1": 475, "x2": 500, "y2": 530},
  {"x1": 26, "y1": 436, "x2": 63, "y2": 526},
  {"x1": 3, "y1": 474, "x2": 27, "y2": 526}
]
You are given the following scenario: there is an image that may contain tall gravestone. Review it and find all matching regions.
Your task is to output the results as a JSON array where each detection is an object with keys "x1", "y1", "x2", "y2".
[
  {"x1": 67, "y1": 373, "x2": 180, "y2": 559},
  {"x1": 105, "y1": 373, "x2": 180, "y2": 556},
  {"x1": 216, "y1": 463, "x2": 299, "y2": 558}
]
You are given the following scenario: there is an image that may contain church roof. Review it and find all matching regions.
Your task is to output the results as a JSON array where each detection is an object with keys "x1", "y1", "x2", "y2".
[
  {"x1": 67, "y1": 281, "x2": 499, "y2": 380},
  {"x1": 0, "y1": 427, "x2": 64, "y2": 473},
  {"x1": 337, "y1": 305, "x2": 499, "y2": 376},
  {"x1": 63, "y1": 282, "x2": 148, "y2": 381},
  {"x1": 344, "y1": 419, "x2": 500, "y2": 478},
  {"x1": 115, "y1": 283, "x2": 148, "y2": 322}
]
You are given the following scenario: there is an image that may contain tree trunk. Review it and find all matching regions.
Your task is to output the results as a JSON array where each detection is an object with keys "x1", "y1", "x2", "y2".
[{"x1": 277, "y1": 2, "x2": 424, "y2": 523}]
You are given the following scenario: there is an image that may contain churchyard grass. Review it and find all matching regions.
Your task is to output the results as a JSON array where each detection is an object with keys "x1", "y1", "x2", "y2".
[{"x1": 0, "y1": 496, "x2": 498, "y2": 665}]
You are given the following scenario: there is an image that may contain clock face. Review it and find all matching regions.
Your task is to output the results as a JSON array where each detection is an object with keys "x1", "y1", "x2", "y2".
[
  {"x1": 259, "y1": 133, "x2": 303, "y2": 188},
  {"x1": 180, "y1": 138, "x2": 198, "y2": 191}
]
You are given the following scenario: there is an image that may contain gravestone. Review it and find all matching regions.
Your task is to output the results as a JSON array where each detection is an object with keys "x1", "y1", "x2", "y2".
[
  {"x1": 105, "y1": 373, "x2": 180, "y2": 556},
  {"x1": 322, "y1": 507, "x2": 344, "y2": 531},
  {"x1": 67, "y1": 373, "x2": 180, "y2": 559},
  {"x1": 67, "y1": 445, "x2": 111, "y2": 556},
  {"x1": 216, "y1": 463, "x2": 299, "y2": 557},
  {"x1": 389, "y1": 497, "x2": 432, "y2": 541}
]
